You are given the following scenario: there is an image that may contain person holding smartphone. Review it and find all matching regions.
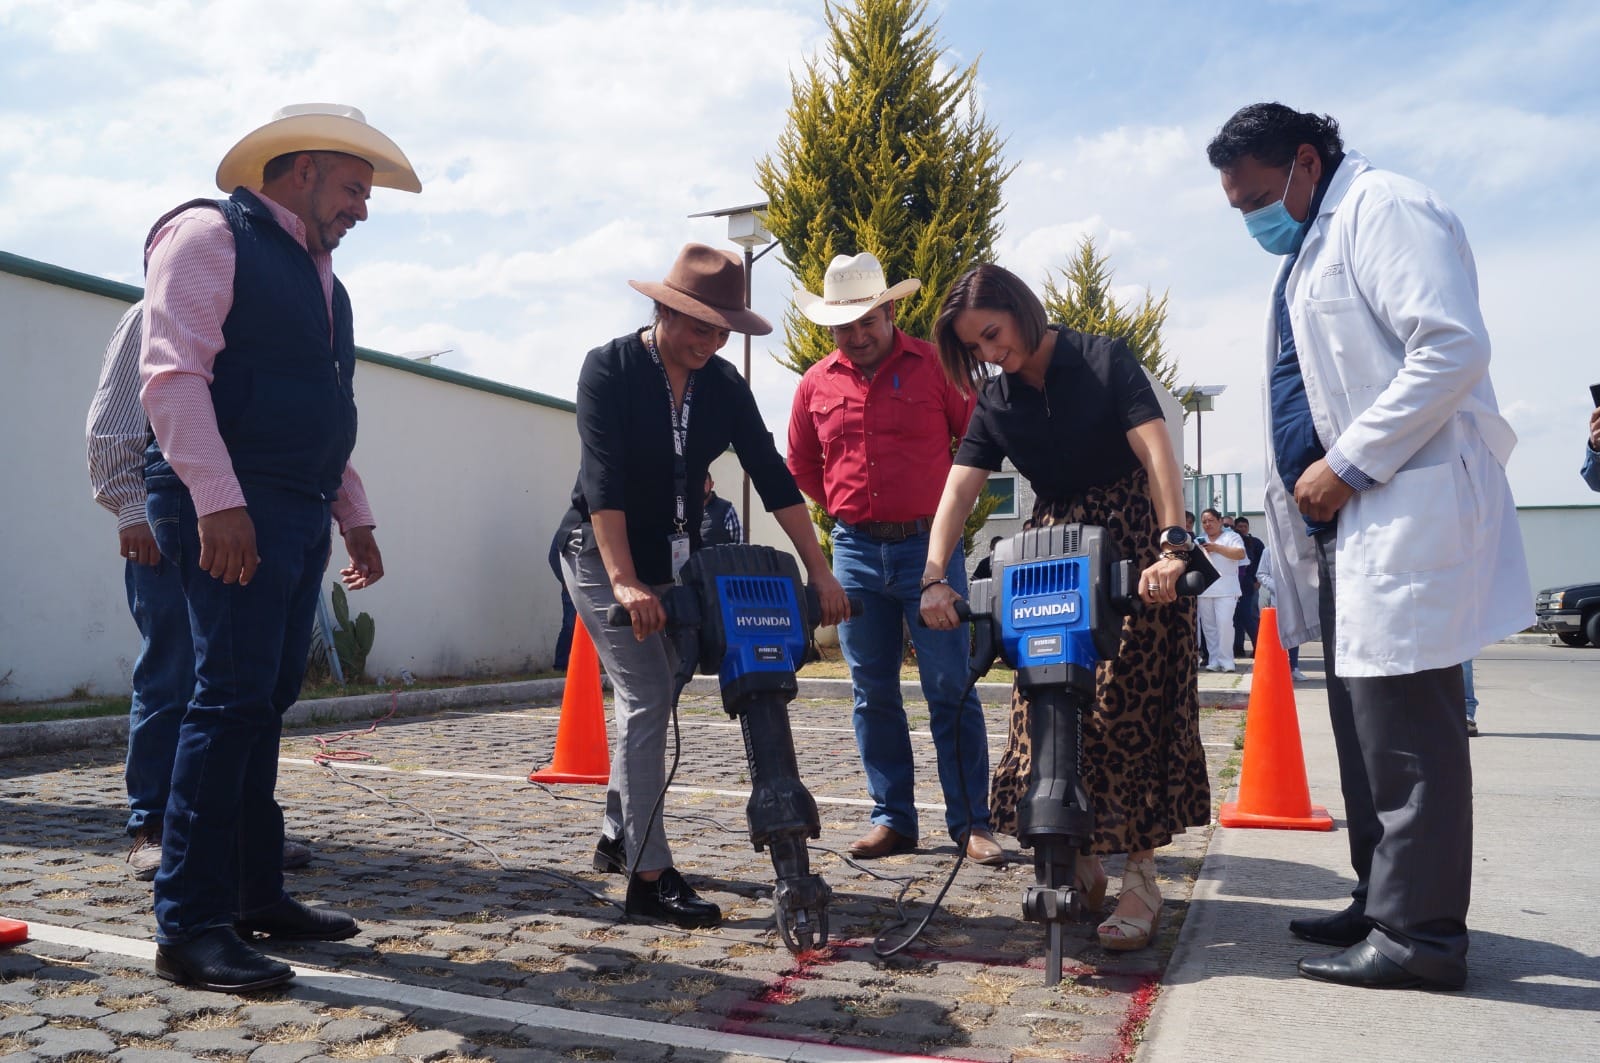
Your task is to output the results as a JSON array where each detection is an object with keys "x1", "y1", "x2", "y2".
[{"x1": 1582, "y1": 383, "x2": 1600, "y2": 492}]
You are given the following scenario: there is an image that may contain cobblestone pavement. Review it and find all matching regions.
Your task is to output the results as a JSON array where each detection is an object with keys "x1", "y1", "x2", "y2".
[{"x1": 0, "y1": 693, "x2": 1242, "y2": 1062}]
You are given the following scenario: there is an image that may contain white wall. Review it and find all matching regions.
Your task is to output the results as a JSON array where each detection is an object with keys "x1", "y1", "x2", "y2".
[
  {"x1": 1, "y1": 270, "x2": 143, "y2": 702},
  {"x1": 329, "y1": 356, "x2": 580, "y2": 682},
  {"x1": 1516, "y1": 507, "x2": 1600, "y2": 593},
  {"x1": 0, "y1": 260, "x2": 580, "y2": 701}
]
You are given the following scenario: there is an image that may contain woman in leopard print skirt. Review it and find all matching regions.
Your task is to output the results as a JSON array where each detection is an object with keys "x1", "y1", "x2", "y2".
[{"x1": 918, "y1": 264, "x2": 1210, "y2": 952}]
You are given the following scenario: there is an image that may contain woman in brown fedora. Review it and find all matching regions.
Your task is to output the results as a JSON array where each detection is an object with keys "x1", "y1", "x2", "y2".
[{"x1": 555, "y1": 243, "x2": 849, "y2": 930}]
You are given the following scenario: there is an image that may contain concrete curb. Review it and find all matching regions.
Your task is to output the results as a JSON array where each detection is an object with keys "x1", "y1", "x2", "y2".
[
  {"x1": 0, "y1": 677, "x2": 566, "y2": 760},
  {"x1": 0, "y1": 673, "x2": 1248, "y2": 759}
]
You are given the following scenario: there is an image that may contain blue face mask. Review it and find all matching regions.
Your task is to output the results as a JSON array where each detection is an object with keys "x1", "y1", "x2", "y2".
[{"x1": 1243, "y1": 163, "x2": 1306, "y2": 255}]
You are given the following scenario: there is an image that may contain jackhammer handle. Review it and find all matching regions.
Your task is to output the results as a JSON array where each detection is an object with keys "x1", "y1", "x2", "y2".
[
  {"x1": 805, "y1": 587, "x2": 864, "y2": 627},
  {"x1": 914, "y1": 599, "x2": 972, "y2": 627},
  {"x1": 1176, "y1": 544, "x2": 1220, "y2": 597},
  {"x1": 604, "y1": 604, "x2": 630, "y2": 626}
]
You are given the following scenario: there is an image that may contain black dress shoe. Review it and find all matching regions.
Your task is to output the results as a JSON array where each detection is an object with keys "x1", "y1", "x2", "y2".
[
  {"x1": 236, "y1": 896, "x2": 359, "y2": 941},
  {"x1": 155, "y1": 927, "x2": 293, "y2": 993},
  {"x1": 1298, "y1": 941, "x2": 1465, "y2": 990},
  {"x1": 593, "y1": 833, "x2": 626, "y2": 875},
  {"x1": 1289, "y1": 905, "x2": 1374, "y2": 948},
  {"x1": 624, "y1": 867, "x2": 721, "y2": 929}
]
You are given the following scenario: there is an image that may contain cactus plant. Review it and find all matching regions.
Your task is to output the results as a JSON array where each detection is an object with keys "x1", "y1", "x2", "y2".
[{"x1": 330, "y1": 583, "x2": 376, "y2": 681}]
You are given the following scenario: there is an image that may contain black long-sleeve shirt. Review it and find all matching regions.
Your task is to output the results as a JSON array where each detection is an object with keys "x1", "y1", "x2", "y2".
[{"x1": 561, "y1": 330, "x2": 801, "y2": 584}]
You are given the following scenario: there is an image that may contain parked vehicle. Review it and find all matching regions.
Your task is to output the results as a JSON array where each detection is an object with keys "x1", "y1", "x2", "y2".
[{"x1": 1534, "y1": 581, "x2": 1600, "y2": 647}]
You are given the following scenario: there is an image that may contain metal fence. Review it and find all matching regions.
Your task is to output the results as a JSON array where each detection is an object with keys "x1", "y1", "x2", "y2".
[{"x1": 1184, "y1": 472, "x2": 1248, "y2": 518}]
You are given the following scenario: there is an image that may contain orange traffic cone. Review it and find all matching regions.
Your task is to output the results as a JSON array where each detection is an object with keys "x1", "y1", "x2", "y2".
[
  {"x1": 0, "y1": 918, "x2": 27, "y2": 946},
  {"x1": 529, "y1": 619, "x2": 611, "y2": 785},
  {"x1": 1219, "y1": 606, "x2": 1333, "y2": 831}
]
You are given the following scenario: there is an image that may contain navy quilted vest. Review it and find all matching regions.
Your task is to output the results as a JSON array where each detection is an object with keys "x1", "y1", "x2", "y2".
[{"x1": 145, "y1": 188, "x2": 357, "y2": 502}]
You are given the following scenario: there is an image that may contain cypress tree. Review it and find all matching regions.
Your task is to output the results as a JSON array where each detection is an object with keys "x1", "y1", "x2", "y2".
[
  {"x1": 757, "y1": 0, "x2": 1010, "y2": 376},
  {"x1": 1042, "y1": 236, "x2": 1182, "y2": 395}
]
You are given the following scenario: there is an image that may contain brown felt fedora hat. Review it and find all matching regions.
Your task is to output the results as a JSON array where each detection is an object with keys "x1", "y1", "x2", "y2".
[{"x1": 629, "y1": 243, "x2": 772, "y2": 336}]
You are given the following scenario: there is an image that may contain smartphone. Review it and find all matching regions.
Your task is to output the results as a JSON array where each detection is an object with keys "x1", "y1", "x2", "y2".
[{"x1": 1590, "y1": 383, "x2": 1600, "y2": 409}]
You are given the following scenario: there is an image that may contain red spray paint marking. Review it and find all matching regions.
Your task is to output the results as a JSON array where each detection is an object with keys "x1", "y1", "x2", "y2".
[
  {"x1": 717, "y1": 937, "x2": 1161, "y2": 1063},
  {"x1": 1106, "y1": 975, "x2": 1161, "y2": 1063}
]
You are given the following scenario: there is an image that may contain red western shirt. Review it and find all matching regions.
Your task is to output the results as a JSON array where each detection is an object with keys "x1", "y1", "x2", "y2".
[{"x1": 786, "y1": 330, "x2": 975, "y2": 524}]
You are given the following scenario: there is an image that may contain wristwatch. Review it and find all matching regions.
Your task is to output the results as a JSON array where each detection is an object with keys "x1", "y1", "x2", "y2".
[{"x1": 1157, "y1": 526, "x2": 1193, "y2": 554}]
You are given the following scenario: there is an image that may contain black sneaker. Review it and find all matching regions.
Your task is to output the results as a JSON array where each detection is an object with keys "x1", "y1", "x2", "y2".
[
  {"x1": 624, "y1": 867, "x2": 721, "y2": 929},
  {"x1": 1466, "y1": 718, "x2": 1479, "y2": 738},
  {"x1": 593, "y1": 833, "x2": 626, "y2": 875}
]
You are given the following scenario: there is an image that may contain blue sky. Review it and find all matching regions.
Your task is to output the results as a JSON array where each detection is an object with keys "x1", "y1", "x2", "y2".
[{"x1": 3, "y1": 0, "x2": 1596, "y2": 505}]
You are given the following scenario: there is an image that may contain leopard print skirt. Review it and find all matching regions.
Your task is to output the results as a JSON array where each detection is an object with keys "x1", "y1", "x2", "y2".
[{"x1": 988, "y1": 466, "x2": 1211, "y2": 854}]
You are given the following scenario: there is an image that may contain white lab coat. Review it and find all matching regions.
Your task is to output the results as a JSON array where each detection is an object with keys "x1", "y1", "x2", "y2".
[{"x1": 1260, "y1": 151, "x2": 1532, "y2": 677}]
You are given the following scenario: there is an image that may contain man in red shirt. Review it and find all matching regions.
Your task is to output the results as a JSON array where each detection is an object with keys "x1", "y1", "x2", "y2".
[{"x1": 787, "y1": 253, "x2": 1000, "y2": 865}]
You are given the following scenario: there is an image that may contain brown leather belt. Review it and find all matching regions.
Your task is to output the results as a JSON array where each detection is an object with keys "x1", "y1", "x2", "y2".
[{"x1": 849, "y1": 517, "x2": 932, "y2": 543}]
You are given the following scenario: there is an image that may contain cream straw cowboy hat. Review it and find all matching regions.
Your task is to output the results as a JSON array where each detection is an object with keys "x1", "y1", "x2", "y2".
[
  {"x1": 629, "y1": 243, "x2": 773, "y2": 336},
  {"x1": 216, "y1": 103, "x2": 421, "y2": 194},
  {"x1": 794, "y1": 252, "x2": 921, "y2": 327}
]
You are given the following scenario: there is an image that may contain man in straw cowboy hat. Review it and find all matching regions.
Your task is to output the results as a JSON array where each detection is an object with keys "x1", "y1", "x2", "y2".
[
  {"x1": 786, "y1": 253, "x2": 1001, "y2": 865},
  {"x1": 138, "y1": 103, "x2": 419, "y2": 992}
]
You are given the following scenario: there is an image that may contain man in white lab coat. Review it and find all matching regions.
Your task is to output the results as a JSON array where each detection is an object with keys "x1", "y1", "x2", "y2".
[{"x1": 1208, "y1": 102, "x2": 1531, "y2": 991}]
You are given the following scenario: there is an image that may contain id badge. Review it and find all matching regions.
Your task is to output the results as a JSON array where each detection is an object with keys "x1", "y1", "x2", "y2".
[{"x1": 668, "y1": 532, "x2": 691, "y2": 577}]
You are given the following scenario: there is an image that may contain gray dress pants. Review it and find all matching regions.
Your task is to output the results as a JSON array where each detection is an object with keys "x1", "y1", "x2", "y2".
[
  {"x1": 559, "y1": 524, "x2": 678, "y2": 874},
  {"x1": 1314, "y1": 530, "x2": 1472, "y2": 983}
]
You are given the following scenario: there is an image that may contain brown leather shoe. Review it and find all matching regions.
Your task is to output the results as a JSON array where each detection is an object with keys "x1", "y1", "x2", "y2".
[
  {"x1": 963, "y1": 828, "x2": 1005, "y2": 866},
  {"x1": 848, "y1": 824, "x2": 916, "y2": 859}
]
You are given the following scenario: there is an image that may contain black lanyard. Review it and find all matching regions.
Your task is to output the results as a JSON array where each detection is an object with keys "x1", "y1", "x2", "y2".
[{"x1": 645, "y1": 328, "x2": 695, "y2": 533}]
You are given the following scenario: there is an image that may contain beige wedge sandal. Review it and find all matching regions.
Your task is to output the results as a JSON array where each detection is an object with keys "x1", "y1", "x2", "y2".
[{"x1": 1097, "y1": 856, "x2": 1161, "y2": 951}]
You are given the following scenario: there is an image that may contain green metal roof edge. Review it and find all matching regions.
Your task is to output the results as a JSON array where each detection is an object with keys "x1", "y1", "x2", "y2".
[
  {"x1": 353, "y1": 346, "x2": 575, "y2": 412},
  {"x1": 1, "y1": 248, "x2": 575, "y2": 414},
  {"x1": 0, "y1": 249, "x2": 144, "y2": 302},
  {"x1": 1515, "y1": 503, "x2": 1600, "y2": 512}
]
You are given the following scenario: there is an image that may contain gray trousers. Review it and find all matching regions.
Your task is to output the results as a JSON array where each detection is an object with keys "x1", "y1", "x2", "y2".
[
  {"x1": 1315, "y1": 531, "x2": 1472, "y2": 983},
  {"x1": 559, "y1": 524, "x2": 678, "y2": 874}
]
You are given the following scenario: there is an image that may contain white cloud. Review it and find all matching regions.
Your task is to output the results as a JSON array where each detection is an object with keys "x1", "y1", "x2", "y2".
[{"x1": 4, "y1": 0, "x2": 1598, "y2": 512}]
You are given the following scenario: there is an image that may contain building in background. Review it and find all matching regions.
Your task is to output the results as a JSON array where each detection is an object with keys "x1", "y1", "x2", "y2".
[{"x1": 1, "y1": 251, "x2": 580, "y2": 702}]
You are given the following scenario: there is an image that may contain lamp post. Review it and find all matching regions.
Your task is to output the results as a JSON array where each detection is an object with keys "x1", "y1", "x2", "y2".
[
  {"x1": 690, "y1": 200, "x2": 777, "y2": 534},
  {"x1": 1180, "y1": 383, "x2": 1228, "y2": 475}
]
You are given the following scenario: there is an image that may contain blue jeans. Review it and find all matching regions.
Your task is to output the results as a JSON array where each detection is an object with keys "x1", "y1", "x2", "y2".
[
  {"x1": 147, "y1": 482, "x2": 329, "y2": 944},
  {"x1": 1462, "y1": 660, "x2": 1477, "y2": 721},
  {"x1": 123, "y1": 553, "x2": 193, "y2": 837},
  {"x1": 554, "y1": 585, "x2": 577, "y2": 671},
  {"x1": 831, "y1": 523, "x2": 990, "y2": 840},
  {"x1": 1233, "y1": 585, "x2": 1260, "y2": 656}
]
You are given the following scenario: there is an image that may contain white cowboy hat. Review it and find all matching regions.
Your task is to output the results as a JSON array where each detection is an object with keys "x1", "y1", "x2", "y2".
[
  {"x1": 215, "y1": 103, "x2": 421, "y2": 194},
  {"x1": 794, "y1": 252, "x2": 921, "y2": 327}
]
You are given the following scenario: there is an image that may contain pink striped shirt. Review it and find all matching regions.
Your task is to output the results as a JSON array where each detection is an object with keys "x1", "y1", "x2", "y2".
[{"x1": 139, "y1": 190, "x2": 374, "y2": 532}]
